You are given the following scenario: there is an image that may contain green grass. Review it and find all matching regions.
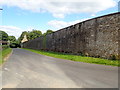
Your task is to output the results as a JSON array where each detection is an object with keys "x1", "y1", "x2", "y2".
[
  {"x1": 0, "y1": 59, "x2": 3, "y2": 64},
  {"x1": 23, "y1": 48, "x2": 119, "y2": 66},
  {"x1": 0, "y1": 48, "x2": 12, "y2": 64}
]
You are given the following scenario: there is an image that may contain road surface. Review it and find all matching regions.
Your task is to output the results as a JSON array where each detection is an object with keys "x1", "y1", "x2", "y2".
[{"x1": 1, "y1": 48, "x2": 118, "y2": 88}]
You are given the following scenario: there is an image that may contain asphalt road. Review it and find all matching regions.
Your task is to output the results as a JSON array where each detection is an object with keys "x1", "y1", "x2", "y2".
[{"x1": 1, "y1": 48, "x2": 118, "y2": 88}]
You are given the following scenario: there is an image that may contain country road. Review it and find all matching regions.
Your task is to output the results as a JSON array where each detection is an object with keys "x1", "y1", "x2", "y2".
[{"x1": 1, "y1": 48, "x2": 118, "y2": 88}]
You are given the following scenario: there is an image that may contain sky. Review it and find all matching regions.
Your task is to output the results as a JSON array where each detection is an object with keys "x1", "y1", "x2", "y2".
[{"x1": 0, "y1": 0, "x2": 119, "y2": 39}]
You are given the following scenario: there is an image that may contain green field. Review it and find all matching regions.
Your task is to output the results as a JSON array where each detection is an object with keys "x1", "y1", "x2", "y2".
[
  {"x1": 0, "y1": 48, "x2": 12, "y2": 64},
  {"x1": 23, "y1": 48, "x2": 119, "y2": 66}
]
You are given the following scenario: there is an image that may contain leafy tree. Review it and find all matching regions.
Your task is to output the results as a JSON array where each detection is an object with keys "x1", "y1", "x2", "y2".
[
  {"x1": 28, "y1": 30, "x2": 42, "y2": 40},
  {"x1": 10, "y1": 40, "x2": 21, "y2": 48},
  {"x1": 8, "y1": 36, "x2": 21, "y2": 48},
  {"x1": 43, "y1": 30, "x2": 54, "y2": 36},
  {"x1": 18, "y1": 30, "x2": 42, "y2": 42},
  {"x1": 0, "y1": 30, "x2": 8, "y2": 41},
  {"x1": 8, "y1": 36, "x2": 16, "y2": 43}
]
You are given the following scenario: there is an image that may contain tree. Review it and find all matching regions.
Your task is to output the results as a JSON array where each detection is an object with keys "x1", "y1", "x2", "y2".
[
  {"x1": 9, "y1": 40, "x2": 21, "y2": 48},
  {"x1": 18, "y1": 30, "x2": 42, "y2": 42},
  {"x1": 43, "y1": 30, "x2": 54, "y2": 36},
  {"x1": 0, "y1": 30, "x2": 8, "y2": 41},
  {"x1": 8, "y1": 36, "x2": 21, "y2": 48},
  {"x1": 8, "y1": 36, "x2": 16, "y2": 43},
  {"x1": 28, "y1": 30, "x2": 42, "y2": 40}
]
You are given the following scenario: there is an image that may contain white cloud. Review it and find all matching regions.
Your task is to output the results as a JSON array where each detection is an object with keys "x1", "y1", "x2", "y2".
[
  {"x1": 0, "y1": 25, "x2": 32, "y2": 39},
  {"x1": 48, "y1": 18, "x2": 88, "y2": 29},
  {"x1": 0, "y1": 0, "x2": 117, "y2": 18}
]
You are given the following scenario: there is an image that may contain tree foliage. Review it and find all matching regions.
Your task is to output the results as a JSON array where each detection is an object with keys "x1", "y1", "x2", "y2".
[
  {"x1": 10, "y1": 41, "x2": 21, "y2": 48},
  {"x1": 43, "y1": 30, "x2": 54, "y2": 36},
  {"x1": 0, "y1": 30, "x2": 9, "y2": 41},
  {"x1": 28, "y1": 30, "x2": 42, "y2": 40},
  {"x1": 18, "y1": 29, "x2": 53, "y2": 44},
  {"x1": 8, "y1": 36, "x2": 16, "y2": 43},
  {"x1": 8, "y1": 36, "x2": 21, "y2": 48}
]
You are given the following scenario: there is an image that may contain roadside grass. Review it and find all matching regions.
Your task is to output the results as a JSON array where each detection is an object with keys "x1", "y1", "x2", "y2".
[
  {"x1": 0, "y1": 48, "x2": 12, "y2": 64},
  {"x1": 22, "y1": 48, "x2": 119, "y2": 66}
]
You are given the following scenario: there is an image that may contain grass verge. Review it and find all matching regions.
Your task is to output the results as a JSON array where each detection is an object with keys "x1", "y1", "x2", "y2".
[
  {"x1": 0, "y1": 48, "x2": 12, "y2": 64},
  {"x1": 23, "y1": 48, "x2": 119, "y2": 66}
]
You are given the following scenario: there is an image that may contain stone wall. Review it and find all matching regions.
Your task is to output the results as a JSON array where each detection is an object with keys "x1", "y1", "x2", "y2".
[{"x1": 23, "y1": 12, "x2": 120, "y2": 60}]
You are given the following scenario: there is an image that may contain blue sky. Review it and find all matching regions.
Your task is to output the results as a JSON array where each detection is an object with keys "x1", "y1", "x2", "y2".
[{"x1": 0, "y1": 0, "x2": 119, "y2": 38}]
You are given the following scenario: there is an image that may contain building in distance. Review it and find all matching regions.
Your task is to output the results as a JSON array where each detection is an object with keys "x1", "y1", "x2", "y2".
[{"x1": 21, "y1": 35, "x2": 28, "y2": 43}]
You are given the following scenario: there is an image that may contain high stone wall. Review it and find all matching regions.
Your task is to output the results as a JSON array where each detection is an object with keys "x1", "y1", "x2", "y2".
[{"x1": 23, "y1": 12, "x2": 120, "y2": 60}]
